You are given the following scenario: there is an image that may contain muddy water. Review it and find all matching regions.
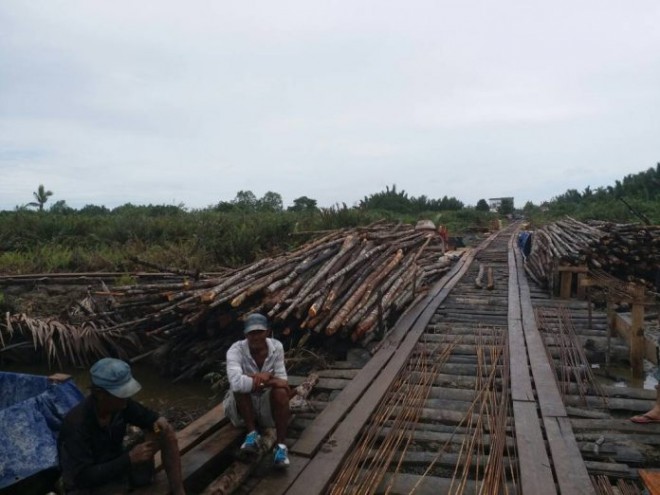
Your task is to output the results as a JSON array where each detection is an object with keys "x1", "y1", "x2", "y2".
[
  {"x1": 592, "y1": 363, "x2": 659, "y2": 390},
  {"x1": 3, "y1": 361, "x2": 217, "y2": 417}
]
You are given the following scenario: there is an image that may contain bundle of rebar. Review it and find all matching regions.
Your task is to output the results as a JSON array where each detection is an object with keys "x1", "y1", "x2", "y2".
[
  {"x1": 446, "y1": 327, "x2": 515, "y2": 495},
  {"x1": 328, "y1": 337, "x2": 454, "y2": 495},
  {"x1": 361, "y1": 325, "x2": 516, "y2": 495},
  {"x1": 535, "y1": 306, "x2": 607, "y2": 407}
]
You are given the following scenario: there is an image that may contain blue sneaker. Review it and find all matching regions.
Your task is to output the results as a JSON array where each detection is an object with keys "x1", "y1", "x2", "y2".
[
  {"x1": 273, "y1": 443, "x2": 290, "y2": 468},
  {"x1": 240, "y1": 431, "x2": 260, "y2": 454}
]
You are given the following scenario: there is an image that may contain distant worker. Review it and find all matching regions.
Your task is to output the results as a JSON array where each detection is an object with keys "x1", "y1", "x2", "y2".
[
  {"x1": 58, "y1": 358, "x2": 186, "y2": 495},
  {"x1": 223, "y1": 312, "x2": 291, "y2": 467}
]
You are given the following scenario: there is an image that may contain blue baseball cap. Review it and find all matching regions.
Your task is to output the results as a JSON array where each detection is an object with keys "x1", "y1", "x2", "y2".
[
  {"x1": 244, "y1": 313, "x2": 268, "y2": 334},
  {"x1": 90, "y1": 358, "x2": 141, "y2": 398}
]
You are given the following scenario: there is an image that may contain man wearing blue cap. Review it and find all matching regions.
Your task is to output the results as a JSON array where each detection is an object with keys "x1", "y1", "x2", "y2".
[
  {"x1": 58, "y1": 358, "x2": 186, "y2": 494},
  {"x1": 224, "y1": 312, "x2": 291, "y2": 467}
]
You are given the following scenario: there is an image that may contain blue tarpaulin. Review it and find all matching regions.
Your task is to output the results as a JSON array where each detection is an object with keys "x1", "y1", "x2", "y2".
[
  {"x1": 518, "y1": 231, "x2": 533, "y2": 258},
  {"x1": 0, "y1": 372, "x2": 84, "y2": 490}
]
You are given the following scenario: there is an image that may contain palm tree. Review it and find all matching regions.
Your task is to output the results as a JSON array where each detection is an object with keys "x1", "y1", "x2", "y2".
[{"x1": 29, "y1": 184, "x2": 53, "y2": 211}]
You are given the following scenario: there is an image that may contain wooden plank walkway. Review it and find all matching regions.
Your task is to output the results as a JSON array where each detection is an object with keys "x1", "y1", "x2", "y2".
[{"x1": 145, "y1": 225, "x2": 660, "y2": 494}]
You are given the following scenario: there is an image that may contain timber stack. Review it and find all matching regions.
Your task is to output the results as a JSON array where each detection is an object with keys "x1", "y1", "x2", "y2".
[
  {"x1": 2, "y1": 222, "x2": 454, "y2": 377},
  {"x1": 524, "y1": 216, "x2": 660, "y2": 289}
]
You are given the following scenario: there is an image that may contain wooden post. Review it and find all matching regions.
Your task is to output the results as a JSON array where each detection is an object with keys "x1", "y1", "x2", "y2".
[
  {"x1": 560, "y1": 271, "x2": 572, "y2": 299},
  {"x1": 630, "y1": 284, "x2": 645, "y2": 380},
  {"x1": 606, "y1": 297, "x2": 615, "y2": 372},
  {"x1": 576, "y1": 272, "x2": 586, "y2": 299},
  {"x1": 376, "y1": 289, "x2": 385, "y2": 340},
  {"x1": 486, "y1": 267, "x2": 494, "y2": 290},
  {"x1": 586, "y1": 287, "x2": 593, "y2": 330}
]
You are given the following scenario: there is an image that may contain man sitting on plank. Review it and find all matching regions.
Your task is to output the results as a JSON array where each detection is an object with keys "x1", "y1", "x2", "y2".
[
  {"x1": 223, "y1": 312, "x2": 291, "y2": 467},
  {"x1": 58, "y1": 358, "x2": 186, "y2": 495}
]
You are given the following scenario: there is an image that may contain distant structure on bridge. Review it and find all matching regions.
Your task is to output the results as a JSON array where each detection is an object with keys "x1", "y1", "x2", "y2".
[{"x1": 488, "y1": 197, "x2": 514, "y2": 212}]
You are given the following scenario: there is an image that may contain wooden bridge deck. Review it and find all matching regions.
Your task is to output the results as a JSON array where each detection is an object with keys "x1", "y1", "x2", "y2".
[{"x1": 148, "y1": 226, "x2": 660, "y2": 494}]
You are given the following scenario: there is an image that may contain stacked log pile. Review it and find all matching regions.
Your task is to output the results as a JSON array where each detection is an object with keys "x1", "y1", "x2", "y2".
[
  {"x1": 525, "y1": 217, "x2": 660, "y2": 289},
  {"x1": 2, "y1": 222, "x2": 454, "y2": 376}
]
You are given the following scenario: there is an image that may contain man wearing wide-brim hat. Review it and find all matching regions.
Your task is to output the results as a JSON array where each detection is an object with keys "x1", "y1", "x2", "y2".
[
  {"x1": 223, "y1": 312, "x2": 291, "y2": 468},
  {"x1": 58, "y1": 358, "x2": 186, "y2": 495}
]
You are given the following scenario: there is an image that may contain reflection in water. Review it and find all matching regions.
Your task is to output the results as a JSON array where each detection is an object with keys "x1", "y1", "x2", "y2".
[{"x1": 592, "y1": 363, "x2": 659, "y2": 390}]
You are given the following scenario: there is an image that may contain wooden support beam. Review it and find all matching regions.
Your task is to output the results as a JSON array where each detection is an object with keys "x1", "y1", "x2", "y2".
[
  {"x1": 630, "y1": 284, "x2": 646, "y2": 379},
  {"x1": 576, "y1": 272, "x2": 586, "y2": 299},
  {"x1": 614, "y1": 312, "x2": 657, "y2": 366},
  {"x1": 560, "y1": 270, "x2": 572, "y2": 299},
  {"x1": 639, "y1": 469, "x2": 660, "y2": 494},
  {"x1": 557, "y1": 265, "x2": 588, "y2": 273}
]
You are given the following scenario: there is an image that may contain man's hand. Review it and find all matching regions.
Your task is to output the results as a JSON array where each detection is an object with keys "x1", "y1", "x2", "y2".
[
  {"x1": 251, "y1": 372, "x2": 272, "y2": 391},
  {"x1": 129, "y1": 441, "x2": 158, "y2": 464},
  {"x1": 154, "y1": 416, "x2": 172, "y2": 435}
]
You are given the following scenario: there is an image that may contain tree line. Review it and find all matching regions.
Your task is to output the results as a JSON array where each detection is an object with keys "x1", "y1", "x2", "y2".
[{"x1": 523, "y1": 163, "x2": 660, "y2": 224}]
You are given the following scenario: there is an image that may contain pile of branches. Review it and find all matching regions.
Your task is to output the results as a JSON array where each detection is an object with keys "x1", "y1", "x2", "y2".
[
  {"x1": 524, "y1": 217, "x2": 660, "y2": 289},
  {"x1": 2, "y1": 222, "x2": 454, "y2": 376}
]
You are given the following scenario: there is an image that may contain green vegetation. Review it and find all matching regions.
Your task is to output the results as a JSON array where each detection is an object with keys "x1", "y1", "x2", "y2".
[
  {"x1": 0, "y1": 188, "x2": 493, "y2": 275},
  {"x1": 523, "y1": 163, "x2": 660, "y2": 226},
  {"x1": 3, "y1": 164, "x2": 656, "y2": 275}
]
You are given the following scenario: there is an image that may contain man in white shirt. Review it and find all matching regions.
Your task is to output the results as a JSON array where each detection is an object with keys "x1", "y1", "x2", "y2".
[{"x1": 223, "y1": 313, "x2": 291, "y2": 467}]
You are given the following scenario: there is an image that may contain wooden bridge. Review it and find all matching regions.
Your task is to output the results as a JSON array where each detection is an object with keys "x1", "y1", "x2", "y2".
[{"x1": 144, "y1": 225, "x2": 660, "y2": 494}]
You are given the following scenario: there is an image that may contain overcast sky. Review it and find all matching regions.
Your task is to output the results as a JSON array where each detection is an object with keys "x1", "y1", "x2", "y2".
[{"x1": 1, "y1": 1, "x2": 659, "y2": 211}]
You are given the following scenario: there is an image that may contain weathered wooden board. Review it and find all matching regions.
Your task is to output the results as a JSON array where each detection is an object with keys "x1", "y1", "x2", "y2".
[
  {"x1": 248, "y1": 454, "x2": 310, "y2": 495},
  {"x1": 287, "y1": 376, "x2": 348, "y2": 390},
  {"x1": 134, "y1": 424, "x2": 242, "y2": 494},
  {"x1": 511, "y1": 400, "x2": 556, "y2": 495},
  {"x1": 544, "y1": 416, "x2": 596, "y2": 495},
  {"x1": 639, "y1": 469, "x2": 660, "y2": 494}
]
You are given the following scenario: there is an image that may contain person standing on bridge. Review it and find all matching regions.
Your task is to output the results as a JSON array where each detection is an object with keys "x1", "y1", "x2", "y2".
[
  {"x1": 58, "y1": 358, "x2": 186, "y2": 495},
  {"x1": 223, "y1": 312, "x2": 291, "y2": 468}
]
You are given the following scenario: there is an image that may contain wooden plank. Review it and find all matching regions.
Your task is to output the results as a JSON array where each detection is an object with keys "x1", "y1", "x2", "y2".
[
  {"x1": 630, "y1": 287, "x2": 645, "y2": 378},
  {"x1": 511, "y1": 401, "x2": 556, "y2": 495},
  {"x1": 576, "y1": 273, "x2": 586, "y2": 299},
  {"x1": 314, "y1": 369, "x2": 359, "y2": 379},
  {"x1": 249, "y1": 454, "x2": 309, "y2": 495},
  {"x1": 557, "y1": 265, "x2": 588, "y2": 273},
  {"x1": 287, "y1": 376, "x2": 348, "y2": 390},
  {"x1": 570, "y1": 418, "x2": 660, "y2": 433},
  {"x1": 583, "y1": 461, "x2": 637, "y2": 478},
  {"x1": 134, "y1": 424, "x2": 242, "y2": 494},
  {"x1": 516, "y1": 246, "x2": 566, "y2": 418},
  {"x1": 564, "y1": 395, "x2": 653, "y2": 412},
  {"x1": 156, "y1": 403, "x2": 226, "y2": 470},
  {"x1": 560, "y1": 271, "x2": 572, "y2": 299},
  {"x1": 361, "y1": 449, "x2": 517, "y2": 470},
  {"x1": 543, "y1": 416, "x2": 595, "y2": 495},
  {"x1": 639, "y1": 469, "x2": 660, "y2": 494},
  {"x1": 371, "y1": 472, "x2": 516, "y2": 495},
  {"x1": 508, "y1": 236, "x2": 535, "y2": 402},
  {"x1": 509, "y1": 318, "x2": 534, "y2": 402}
]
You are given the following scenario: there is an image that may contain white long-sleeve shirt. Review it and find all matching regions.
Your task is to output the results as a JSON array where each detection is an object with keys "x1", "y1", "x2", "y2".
[{"x1": 226, "y1": 338, "x2": 287, "y2": 394}]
